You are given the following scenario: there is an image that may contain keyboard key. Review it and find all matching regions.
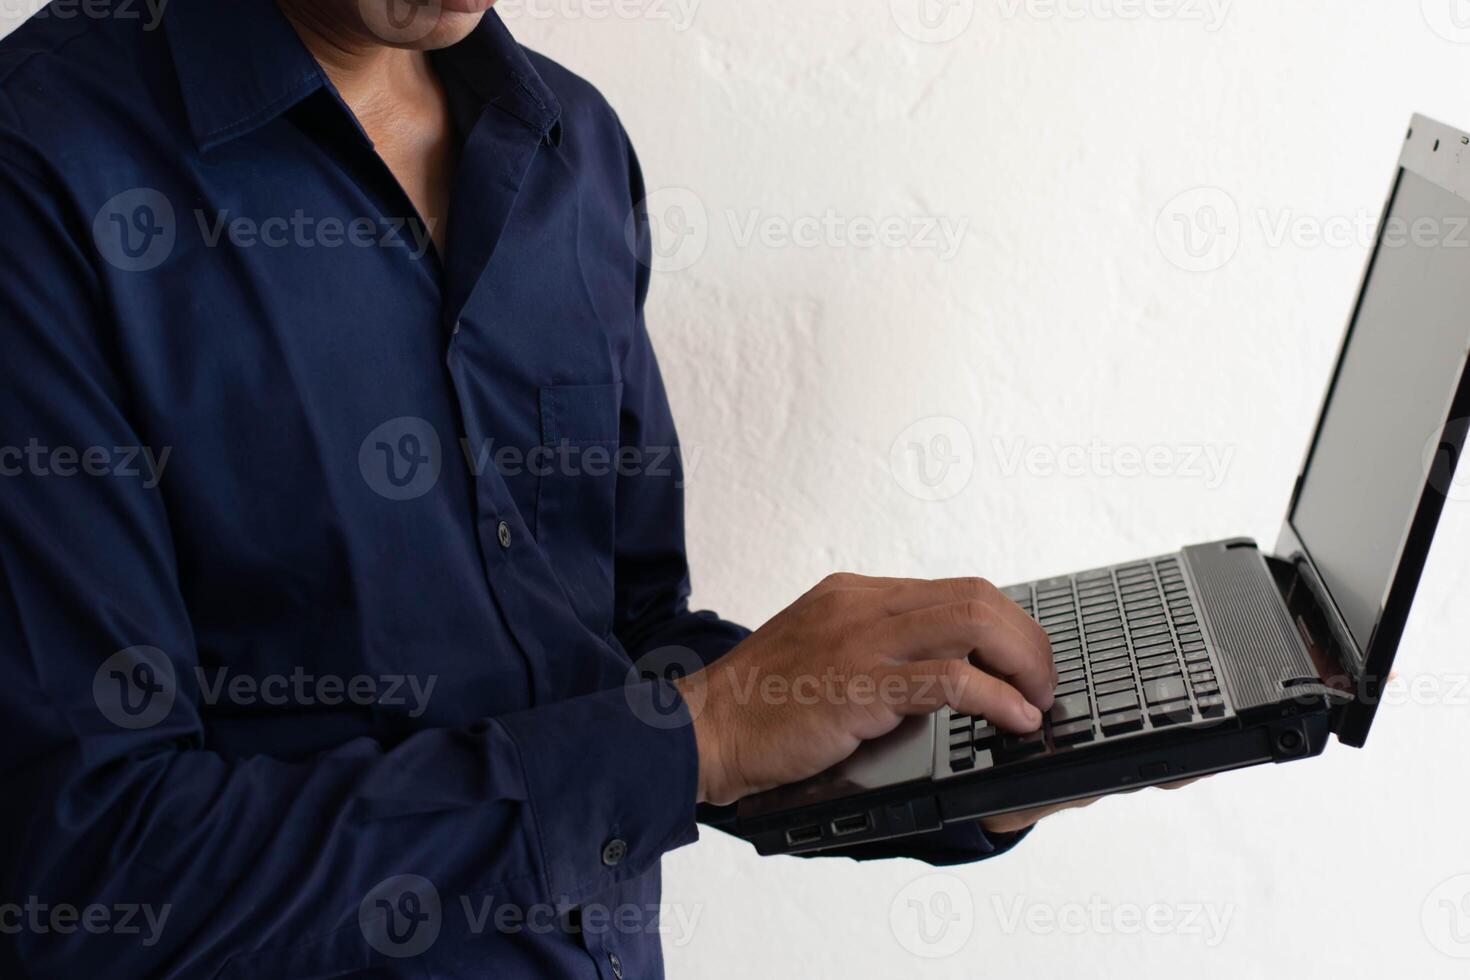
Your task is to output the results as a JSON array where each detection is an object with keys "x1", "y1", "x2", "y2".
[
  {"x1": 1198, "y1": 695, "x2": 1226, "y2": 718},
  {"x1": 949, "y1": 746, "x2": 975, "y2": 770},
  {"x1": 1094, "y1": 666, "x2": 1133, "y2": 685},
  {"x1": 1149, "y1": 700, "x2": 1193, "y2": 726},
  {"x1": 1052, "y1": 719, "x2": 1096, "y2": 746},
  {"x1": 998, "y1": 729, "x2": 1047, "y2": 761},
  {"x1": 1089, "y1": 649, "x2": 1129, "y2": 666},
  {"x1": 1096, "y1": 691, "x2": 1139, "y2": 714},
  {"x1": 1100, "y1": 708, "x2": 1144, "y2": 735},
  {"x1": 973, "y1": 723, "x2": 998, "y2": 746},
  {"x1": 1094, "y1": 678, "x2": 1136, "y2": 696},
  {"x1": 1049, "y1": 693, "x2": 1091, "y2": 723}
]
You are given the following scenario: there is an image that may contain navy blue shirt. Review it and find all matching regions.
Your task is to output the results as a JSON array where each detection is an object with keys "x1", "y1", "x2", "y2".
[{"x1": 0, "y1": 3, "x2": 1018, "y2": 977}]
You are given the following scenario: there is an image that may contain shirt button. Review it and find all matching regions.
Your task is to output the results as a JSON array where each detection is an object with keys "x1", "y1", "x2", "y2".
[
  {"x1": 496, "y1": 520, "x2": 512, "y2": 549},
  {"x1": 608, "y1": 951, "x2": 624, "y2": 979},
  {"x1": 601, "y1": 837, "x2": 628, "y2": 866}
]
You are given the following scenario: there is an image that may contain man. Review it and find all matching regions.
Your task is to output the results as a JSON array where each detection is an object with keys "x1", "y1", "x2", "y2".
[{"x1": 0, "y1": 1, "x2": 1125, "y2": 976}]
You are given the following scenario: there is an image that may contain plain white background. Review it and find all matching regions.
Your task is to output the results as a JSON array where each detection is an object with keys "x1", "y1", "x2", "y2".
[{"x1": 6, "y1": 1, "x2": 1470, "y2": 977}]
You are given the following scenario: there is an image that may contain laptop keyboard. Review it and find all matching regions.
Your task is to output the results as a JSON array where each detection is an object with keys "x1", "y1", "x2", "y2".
[{"x1": 941, "y1": 555, "x2": 1231, "y2": 776}]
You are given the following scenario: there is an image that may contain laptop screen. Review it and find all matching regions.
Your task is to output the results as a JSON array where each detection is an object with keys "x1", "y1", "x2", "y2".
[{"x1": 1290, "y1": 167, "x2": 1470, "y2": 651}]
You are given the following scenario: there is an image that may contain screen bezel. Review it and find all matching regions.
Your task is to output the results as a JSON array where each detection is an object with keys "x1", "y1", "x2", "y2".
[{"x1": 1279, "y1": 114, "x2": 1470, "y2": 747}]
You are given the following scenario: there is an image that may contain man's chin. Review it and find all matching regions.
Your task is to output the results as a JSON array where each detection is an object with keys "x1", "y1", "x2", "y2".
[
  {"x1": 411, "y1": 10, "x2": 490, "y2": 50},
  {"x1": 359, "y1": 1, "x2": 494, "y2": 50}
]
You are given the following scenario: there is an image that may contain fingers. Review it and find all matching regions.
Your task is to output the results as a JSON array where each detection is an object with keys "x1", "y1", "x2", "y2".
[
  {"x1": 802, "y1": 572, "x2": 911, "y2": 601},
  {"x1": 980, "y1": 795, "x2": 1105, "y2": 834},
  {"x1": 884, "y1": 658, "x2": 1042, "y2": 733},
  {"x1": 802, "y1": 575, "x2": 1054, "y2": 678},
  {"x1": 868, "y1": 600, "x2": 1056, "y2": 711},
  {"x1": 1160, "y1": 778, "x2": 1200, "y2": 790},
  {"x1": 878, "y1": 577, "x2": 1053, "y2": 663}
]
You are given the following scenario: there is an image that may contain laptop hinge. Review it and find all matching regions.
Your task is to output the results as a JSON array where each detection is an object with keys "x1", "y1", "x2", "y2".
[{"x1": 1264, "y1": 553, "x2": 1358, "y2": 714}]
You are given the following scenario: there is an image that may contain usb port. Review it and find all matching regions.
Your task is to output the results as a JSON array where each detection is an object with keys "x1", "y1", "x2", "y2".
[
  {"x1": 829, "y1": 813, "x2": 871, "y2": 837},
  {"x1": 785, "y1": 824, "x2": 823, "y2": 846}
]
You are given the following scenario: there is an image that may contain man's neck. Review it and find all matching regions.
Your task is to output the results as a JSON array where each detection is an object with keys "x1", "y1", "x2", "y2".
[{"x1": 276, "y1": 2, "x2": 432, "y2": 115}]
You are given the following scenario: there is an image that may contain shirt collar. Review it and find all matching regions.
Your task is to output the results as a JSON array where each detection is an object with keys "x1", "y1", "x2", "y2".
[{"x1": 163, "y1": 0, "x2": 562, "y2": 152}]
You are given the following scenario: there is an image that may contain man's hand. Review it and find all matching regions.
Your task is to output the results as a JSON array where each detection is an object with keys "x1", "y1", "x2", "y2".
[
  {"x1": 673, "y1": 574, "x2": 1057, "y2": 806},
  {"x1": 979, "y1": 778, "x2": 1201, "y2": 834}
]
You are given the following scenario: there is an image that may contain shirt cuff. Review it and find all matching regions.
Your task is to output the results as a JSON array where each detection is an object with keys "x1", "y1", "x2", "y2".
[{"x1": 493, "y1": 679, "x2": 701, "y2": 904}]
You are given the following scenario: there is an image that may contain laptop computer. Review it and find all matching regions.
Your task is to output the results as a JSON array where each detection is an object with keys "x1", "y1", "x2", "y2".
[{"x1": 717, "y1": 113, "x2": 1470, "y2": 856}]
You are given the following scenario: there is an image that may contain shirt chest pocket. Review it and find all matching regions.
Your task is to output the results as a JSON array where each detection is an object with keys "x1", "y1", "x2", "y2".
[{"x1": 536, "y1": 383, "x2": 624, "y2": 636}]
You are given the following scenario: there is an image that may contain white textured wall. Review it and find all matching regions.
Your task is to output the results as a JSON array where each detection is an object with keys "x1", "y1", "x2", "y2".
[
  {"x1": 8, "y1": 1, "x2": 1470, "y2": 976},
  {"x1": 505, "y1": 3, "x2": 1470, "y2": 977}
]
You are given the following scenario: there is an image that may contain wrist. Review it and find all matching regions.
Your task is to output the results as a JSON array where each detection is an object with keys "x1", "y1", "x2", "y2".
[{"x1": 674, "y1": 668, "x2": 737, "y2": 806}]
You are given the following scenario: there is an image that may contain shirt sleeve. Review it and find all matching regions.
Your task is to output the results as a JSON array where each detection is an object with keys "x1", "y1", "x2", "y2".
[
  {"x1": 608, "y1": 130, "x2": 750, "y2": 671},
  {"x1": 0, "y1": 134, "x2": 702, "y2": 980}
]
